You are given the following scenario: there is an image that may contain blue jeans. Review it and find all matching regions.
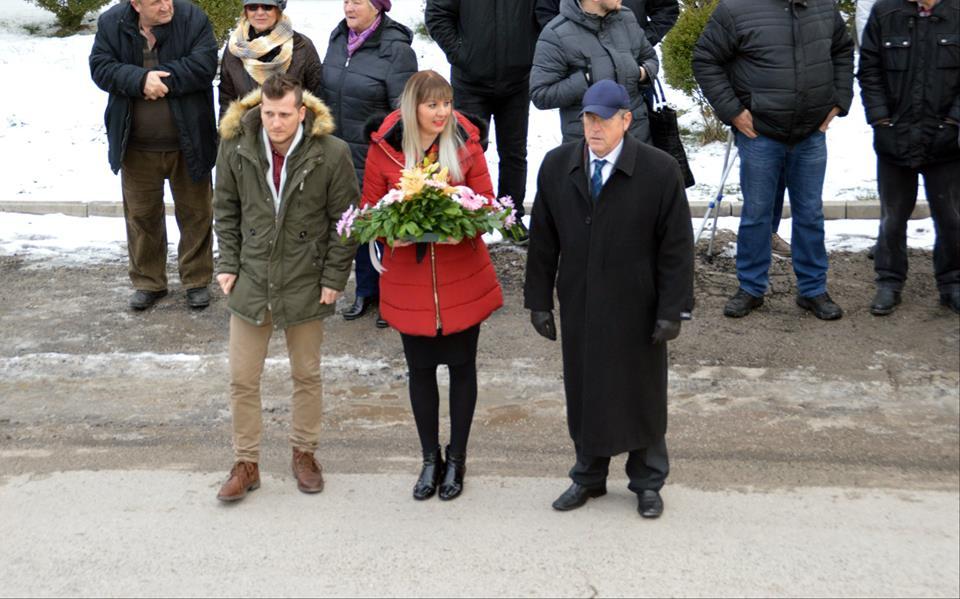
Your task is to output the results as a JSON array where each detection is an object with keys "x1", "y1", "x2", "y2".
[
  {"x1": 354, "y1": 241, "x2": 381, "y2": 298},
  {"x1": 735, "y1": 131, "x2": 829, "y2": 298}
]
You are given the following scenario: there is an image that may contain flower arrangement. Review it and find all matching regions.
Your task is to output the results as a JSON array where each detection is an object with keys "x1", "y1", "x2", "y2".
[{"x1": 337, "y1": 159, "x2": 521, "y2": 244}]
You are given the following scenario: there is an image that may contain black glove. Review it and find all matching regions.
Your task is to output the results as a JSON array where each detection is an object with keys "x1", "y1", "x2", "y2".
[
  {"x1": 651, "y1": 319, "x2": 680, "y2": 344},
  {"x1": 530, "y1": 310, "x2": 557, "y2": 341}
]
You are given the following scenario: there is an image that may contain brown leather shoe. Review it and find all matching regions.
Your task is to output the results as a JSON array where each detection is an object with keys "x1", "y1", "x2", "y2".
[
  {"x1": 292, "y1": 448, "x2": 324, "y2": 494},
  {"x1": 217, "y1": 461, "x2": 260, "y2": 503}
]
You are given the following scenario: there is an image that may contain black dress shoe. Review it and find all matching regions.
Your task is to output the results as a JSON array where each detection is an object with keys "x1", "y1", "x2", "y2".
[
  {"x1": 796, "y1": 292, "x2": 843, "y2": 320},
  {"x1": 186, "y1": 286, "x2": 210, "y2": 309},
  {"x1": 438, "y1": 446, "x2": 465, "y2": 501},
  {"x1": 551, "y1": 482, "x2": 606, "y2": 511},
  {"x1": 870, "y1": 288, "x2": 901, "y2": 316},
  {"x1": 637, "y1": 489, "x2": 663, "y2": 519},
  {"x1": 342, "y1": 295, "x2": 376, "y2": 320},
  {"x1": 723, "y1": 288, "x2": 764, "y2": 318},
  {"x1": 375, "y1": 312, "x2": 389, "y2": 329},
  {"x1": 413, "y1": 447, "x2": 444, "y2": 501},
  {"x1": 129, "y1": 289, "x2": 168, "y2": 310},
  {"x1": 941, "y1": 290, "x2": 960, "y2": 315}
]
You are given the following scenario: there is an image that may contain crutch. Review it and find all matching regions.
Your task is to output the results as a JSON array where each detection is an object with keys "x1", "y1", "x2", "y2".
[{"x1": 695, "y1": 129, "x2": 738, "y2": 262}]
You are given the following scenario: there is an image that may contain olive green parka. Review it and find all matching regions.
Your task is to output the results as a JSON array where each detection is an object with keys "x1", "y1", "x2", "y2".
[{"x1": 214, "y1": 89, "x2": 359, "y2": 329}]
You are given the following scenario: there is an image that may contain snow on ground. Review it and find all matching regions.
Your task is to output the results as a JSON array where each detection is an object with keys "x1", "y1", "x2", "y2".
[
  {"x1": 0, "y1": 350, "x2": 391, "y2": 380},
  {"x1": 0, "y1": 212, "x2": 936, "y2": 268},
  {"x1": 0, "y1": 0, "x2": 897, "y2": 211}
]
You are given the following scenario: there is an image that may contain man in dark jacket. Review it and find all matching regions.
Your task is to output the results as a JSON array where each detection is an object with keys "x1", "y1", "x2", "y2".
[
  {"x1": 89, "y1": 0, "x2": 218, "y2": 311},
  {"x1": 524, "y1": 80, "x2": 694, "y2": 518},
  {"x1": 530, "y1": 0, "x2": 659, "y2": 144},
  {"x1": 534, "y1": 0, "x2": 679, "y2": 47},
  {"x1": 858, "y1": 0, "x2": 960, "y2": 315},
  {"x1": 425, "y1": 0, "x2": 538, "y2": 242},
  {"x1": 693, "y1": 0, "x2": 854, "y2": 321},
  {"x1": 213, "y1": 75, "x2": 359, "y2": 503}
]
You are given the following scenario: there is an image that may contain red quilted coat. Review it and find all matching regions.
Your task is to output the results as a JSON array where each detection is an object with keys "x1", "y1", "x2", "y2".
[{"x1": 361, "y1": 109, "x2": 503, "y2": 336}]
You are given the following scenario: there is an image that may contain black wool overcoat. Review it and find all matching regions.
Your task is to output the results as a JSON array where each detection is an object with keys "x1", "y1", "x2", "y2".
[{"x1": 523, "y1": 134, "x2": 694, "y2": 456}]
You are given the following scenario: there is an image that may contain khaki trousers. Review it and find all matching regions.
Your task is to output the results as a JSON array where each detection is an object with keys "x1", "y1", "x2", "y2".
[
  {"x1": 229, "y1": 311, "x2": 325, "y2": 462},
  {"x1": 120, "y1": 149, "x2": 213, "y2": 291}
]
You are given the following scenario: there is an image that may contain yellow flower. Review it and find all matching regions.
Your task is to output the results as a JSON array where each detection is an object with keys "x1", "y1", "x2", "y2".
[{"x1": 399, "y1": 167, "x2": 427, "y2": 197}]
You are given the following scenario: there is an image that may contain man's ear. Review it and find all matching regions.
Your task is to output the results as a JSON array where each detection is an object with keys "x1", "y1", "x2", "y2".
[
  {"x1": 298, "y1": 104, "x2": 307, "y2": 123},
  {"x1": 130, "y1": 0, "x2": 141, "y2": 13},
  {"x1": 622, "y1": 110, "x2": 633, "y2": 132}
]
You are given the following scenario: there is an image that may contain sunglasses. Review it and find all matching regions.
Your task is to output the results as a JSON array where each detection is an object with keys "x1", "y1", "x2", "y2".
[{"x1": 245, "y1": 4, "x2": 277, "y2": 12}]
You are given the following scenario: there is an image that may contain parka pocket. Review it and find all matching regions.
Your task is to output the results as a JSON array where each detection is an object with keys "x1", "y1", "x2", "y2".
[
  {"x1": 936, "y1": 34, "x2": 960, "y2": 69},
  {"x1": 872, "y1": 121, "x2": 899, "y2": 158},
  {"x1": 881, "y1": 37, "x2": 911, "y2": 71}
]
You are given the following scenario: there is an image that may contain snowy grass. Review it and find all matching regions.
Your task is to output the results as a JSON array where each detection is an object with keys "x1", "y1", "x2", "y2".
[{"x1": 0, "y1": 212, "x2": 935, "y2": 268}]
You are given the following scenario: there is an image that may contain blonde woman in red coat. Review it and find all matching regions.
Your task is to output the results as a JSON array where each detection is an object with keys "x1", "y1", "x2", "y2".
[{"x1": 361, "y1": 70, "x2": 503, "y2": 501}]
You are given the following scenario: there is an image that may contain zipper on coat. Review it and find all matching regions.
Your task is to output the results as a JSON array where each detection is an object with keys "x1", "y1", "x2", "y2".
[{"x1": 430, "y1": 243, "x2": 441, "y2": 331}]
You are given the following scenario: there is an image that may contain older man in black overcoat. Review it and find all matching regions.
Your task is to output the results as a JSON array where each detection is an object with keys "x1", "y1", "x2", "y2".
[{"x1": 524, "y1": 80, "x2": 694, "y2": 518}]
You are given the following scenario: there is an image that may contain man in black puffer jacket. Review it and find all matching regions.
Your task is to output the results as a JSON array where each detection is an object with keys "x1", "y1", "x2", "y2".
[
  {"x1": 90, "y1": 0, "x2": 218, "y2": 311},
  {"x1": 425, "y1": 0, "x2": 539, "y2": 242},
  {"x1": 858, "y1": 0, "x2": 960, "y2": 316},
  {"x1": 693, "y1": 0, "x2": 854, "y2": 322}
]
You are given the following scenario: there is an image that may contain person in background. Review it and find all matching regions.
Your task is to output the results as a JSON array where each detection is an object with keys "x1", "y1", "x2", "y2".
[
  {"x1": 362, "y1": 71, "x2": 503, "y2": 502},
  {"x1": 89, "y1": 0, "x2": 218, "y2": 311},
  {"x1": 425, "y1": 0, "x2": 538, "y2": 243},
  {"x1": 693, "y1": 0, "x2": 854, "y2": 320},
  {"x1": 323, "y1": 0, "x2": 417, "y2": 327},
  {"x1": 218, "y1": 0, "x2": 323, "y2": 121},
  {"x1": 530, "y1": 0, "x2": 658, "y2": 144},
  {"x1": 858, "y1": 0, "x2": 960, "y2": 316}
]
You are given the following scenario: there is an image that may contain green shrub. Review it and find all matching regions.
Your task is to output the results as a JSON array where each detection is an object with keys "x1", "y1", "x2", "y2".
[
  {"x1": 30, "y1": 0, "x2": 112, "y2": 35},
  {"x1": 193, "y1": 0, "x2": 242, "y2": 44},
  {"x1": 661, "y1": 0, "x2": 726, "y2": 144}
]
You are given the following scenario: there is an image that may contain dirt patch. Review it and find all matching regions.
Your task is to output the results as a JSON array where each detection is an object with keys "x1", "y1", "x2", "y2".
[{"x1": 0, "y1": 234, "x2": 957, "y2": 491}]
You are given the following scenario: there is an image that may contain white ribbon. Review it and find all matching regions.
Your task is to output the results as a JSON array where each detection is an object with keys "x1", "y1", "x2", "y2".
[{"x1": 369, "y1": 240, "x2": 386, "y2": 274}]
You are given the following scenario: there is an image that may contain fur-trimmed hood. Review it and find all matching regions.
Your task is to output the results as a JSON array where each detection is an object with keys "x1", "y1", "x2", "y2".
[
  {"x1": 362, "y1": 109, "x2": 489, "y2": 153},
  {"x1": 219, "y1": 88, "x2": 335, "y2": 141}
]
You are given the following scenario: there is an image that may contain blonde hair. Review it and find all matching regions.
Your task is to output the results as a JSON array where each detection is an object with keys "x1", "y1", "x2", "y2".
[{"x1": 399, "y1": 70, "x2": 464, "y2": 182}]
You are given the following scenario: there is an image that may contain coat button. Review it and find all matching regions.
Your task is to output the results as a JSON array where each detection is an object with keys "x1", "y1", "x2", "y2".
[{"x1": 585, "y1": 216, "x2": 592, "y2": 225}]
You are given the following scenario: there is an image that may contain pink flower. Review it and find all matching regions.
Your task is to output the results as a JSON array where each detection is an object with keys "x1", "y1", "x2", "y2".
[
  {"x1": 496, "y1": 195, "x2": 515, "y2": 210},
  {"x1": 379, "y1": 188, "x2": 405, "y2": 206},
  {"x1": 455, "y1": 186, "x2": 487, "y2": 211},
  {"x1": 504, "y1": 209, "x2": 517, "y2": 228},
  {"x1": 336, "y1": 205, "x2": 359, "y2": 238}
]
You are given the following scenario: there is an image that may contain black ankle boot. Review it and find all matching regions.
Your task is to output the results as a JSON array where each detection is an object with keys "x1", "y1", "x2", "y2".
[
  {"x1": 412, "y1": 447, "x2": 443, "y2": 500},
  {"x1": 438, "y1": 446, "x2": 466, "y2": 501}
]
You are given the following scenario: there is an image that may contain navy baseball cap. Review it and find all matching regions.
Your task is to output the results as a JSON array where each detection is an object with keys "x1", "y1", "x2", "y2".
[{"x1": 580, "y1": 80, "x2": 630, "y2": 119}]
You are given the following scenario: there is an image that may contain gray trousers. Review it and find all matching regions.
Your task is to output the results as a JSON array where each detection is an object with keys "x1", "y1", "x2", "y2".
[{"x1": 570, "y1": 436, "x2": 669, "y2": 493}]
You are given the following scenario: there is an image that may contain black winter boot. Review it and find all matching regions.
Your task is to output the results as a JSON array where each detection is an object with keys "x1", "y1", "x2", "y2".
[
  {"x1": 412, "y1": 447, "x2": 444, "y2": 501},
  {"x1": 438, "y1": 445, "x2": 466, "y2": 501}
]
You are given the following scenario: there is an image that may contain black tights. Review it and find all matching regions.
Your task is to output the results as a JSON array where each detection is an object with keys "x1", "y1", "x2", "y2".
[{"x1": 408, "y1": 362, "x2": 478, "y2": 456}]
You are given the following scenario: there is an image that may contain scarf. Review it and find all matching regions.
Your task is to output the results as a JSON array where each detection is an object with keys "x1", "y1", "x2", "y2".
[
  {"x1": 227, "y1": 14, "x2": 294, "y2": 85},
  {"x1": 347, "y1": 14, "x2": 382, "y2": 57}
]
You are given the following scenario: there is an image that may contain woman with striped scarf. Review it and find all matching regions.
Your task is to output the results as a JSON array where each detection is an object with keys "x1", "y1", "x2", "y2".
[{"x1": 217, "y1": 0, "x2": 323, "y2": 121}]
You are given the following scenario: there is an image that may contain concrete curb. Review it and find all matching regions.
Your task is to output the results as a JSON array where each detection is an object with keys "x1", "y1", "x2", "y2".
[{"x1": 0, "y1": 200, "x2": 932, "y2": 220}]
